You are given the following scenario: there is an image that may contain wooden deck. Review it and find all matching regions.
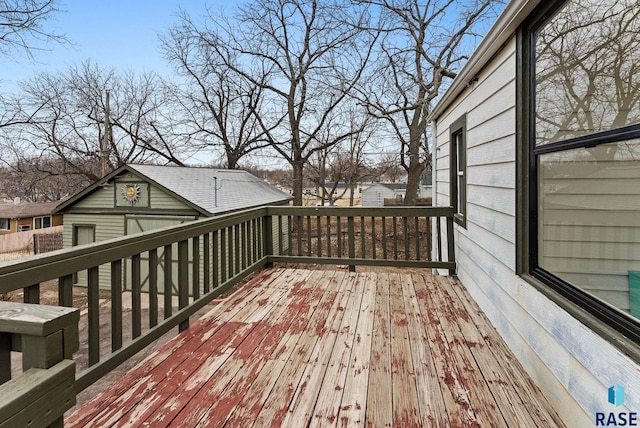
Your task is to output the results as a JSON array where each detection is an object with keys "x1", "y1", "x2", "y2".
[{"x1": 67, "y1": 268, "x2": 564, "y2": 427}]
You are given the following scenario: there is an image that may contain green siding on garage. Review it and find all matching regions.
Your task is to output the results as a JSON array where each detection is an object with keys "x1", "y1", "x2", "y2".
[
  {"x1": 63, "y1": 213, "x2": 125, "y2": 288},
  {"x1": 71, "y1": 185, "x2": 116, "y2": 210},
  {"x1": 146, "y1": 184, "x2": 191, "y2": 211}
]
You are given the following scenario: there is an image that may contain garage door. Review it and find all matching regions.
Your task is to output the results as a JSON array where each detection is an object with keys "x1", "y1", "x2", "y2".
[{"x1": 125, "y1": 215, "x2": 196, "y2": 294}]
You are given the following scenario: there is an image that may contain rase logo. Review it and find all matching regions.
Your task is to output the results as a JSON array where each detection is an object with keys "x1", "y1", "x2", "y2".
[
  {"x1": 596, "y1": 384, "x2": 637, "y2": 426},
  {"x1": 610, "y1": 385, "x2": 626, "y2": 407}
]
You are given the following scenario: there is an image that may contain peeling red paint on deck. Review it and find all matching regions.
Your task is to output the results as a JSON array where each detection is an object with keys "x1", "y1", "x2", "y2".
[{"x1": 68, "y1": 268, "x2": 566, "y2": 428}]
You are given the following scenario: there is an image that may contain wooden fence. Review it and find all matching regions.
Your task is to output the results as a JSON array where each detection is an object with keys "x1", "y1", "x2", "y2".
[{"x1": 0, "y1": 226, "x2": 63, "y2": 254}]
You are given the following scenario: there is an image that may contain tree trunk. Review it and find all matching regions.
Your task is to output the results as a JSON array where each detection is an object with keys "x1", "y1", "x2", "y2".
[
  {"x1": 404, "y1": 128, "x2": 424, "y2": 205},
  {"x1": 292, "y1": 160, "x2": 304, "y2": 206}
]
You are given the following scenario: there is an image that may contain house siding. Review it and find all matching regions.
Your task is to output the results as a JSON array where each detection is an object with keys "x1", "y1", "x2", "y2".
[{"x1": 434, "y1": 34, "x2": 639, "y2": 426}]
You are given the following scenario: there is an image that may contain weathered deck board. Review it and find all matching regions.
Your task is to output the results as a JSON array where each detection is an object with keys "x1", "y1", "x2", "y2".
[
  {"x1": 280, "y1": 271, "x2": 351, "y2": 426},
  {"x1": 309, "y1": 272, "x2": 365, "y2": 427},
  {"x1": 401, "y1": 274, "x2": 449, "y2": 427},
  {"x1": 365, "y1": 271, "x2": 393, "y2": 428},
  {"x1": 251, "y1": 270, "x2": 344, "y2": 427},
  {"x1": 389, "y1": 273, "x2": 421, "y2": 426},
  {"x1": 224, "y1": 270, "x2": 333, "y2": 427},
  {"x1": 338, "y1": 272, "x2": 376, "y2": 427},
  {"x1": 67, "y1": 268, "x2": 565, "y2": 428},
  {"x1": 140, "y1": 268, "x2": 311, "y2": 427}
]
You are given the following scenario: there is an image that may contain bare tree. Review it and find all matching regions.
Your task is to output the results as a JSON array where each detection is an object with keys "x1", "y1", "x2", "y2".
[
  {"x1": 305, "y1": 107, "x2": 374, "y2": 205},
  {"x1": 0, "y1": 157, "x2": 90, "y2": 202},
  {"x1": 2, "y1": 61, "x2": 186, "y2": 183},
  {"x1": 535, "y1": 0, "x2": 640, "y2": 154},
  {"x1": 358, "y1": 0, "x2": 504, "y2": 205},
  {"x1": 161, "y1": 14, "x2": 273, "y2": 169},
  {"x1": 0, "y1": 0, "x2": 67, "y2": 59},
  {"x1": 177, "y1": 0, "x2": 378, "y2": 205},
  {"x1": 374, "y1": 152, "x2": 404, "y2": 182}
]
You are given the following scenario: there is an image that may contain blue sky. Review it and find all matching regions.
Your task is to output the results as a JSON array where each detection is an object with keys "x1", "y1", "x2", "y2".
[{"x1": 1, "y1": 0, "x2": 223, "y2": 91}]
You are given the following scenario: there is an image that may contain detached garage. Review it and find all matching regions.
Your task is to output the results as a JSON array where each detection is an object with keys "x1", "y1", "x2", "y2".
[{"x1": 54, "y1": 164, "x2": 291, "y2": 291}]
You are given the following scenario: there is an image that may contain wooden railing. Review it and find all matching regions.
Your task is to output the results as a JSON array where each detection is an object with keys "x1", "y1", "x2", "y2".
[
  {"x1": 0, "y1": 206, "x2": 455, "y2": 412},
  {"x1": 270, "y1": 206, "x2": 455, "y2": 271}
]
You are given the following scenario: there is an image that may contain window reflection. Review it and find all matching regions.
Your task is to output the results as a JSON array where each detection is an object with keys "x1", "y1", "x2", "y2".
[
  {"x1": 538, "y1": 139, "x2": 640, "y2": 318},
  {"x1": 535, "y1": 0, "x2": 640, "y2": 146}
]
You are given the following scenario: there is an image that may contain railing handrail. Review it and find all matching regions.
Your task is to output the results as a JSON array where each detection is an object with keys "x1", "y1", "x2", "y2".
[{"x1": 267, "y1": 206, "x2": 454, "y2": 217}]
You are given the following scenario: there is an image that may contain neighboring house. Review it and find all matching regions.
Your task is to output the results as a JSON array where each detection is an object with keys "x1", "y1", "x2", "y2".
[
  {"x1": 430, "y1": 0, "x2": 639, "y2": 424},
  {"x1": 361, "y1": 183, "x2": 405, "y2": 207},
  {"x1": 362, "y1": 171, "x2": 433, "y2": 207},
  {"x1": 0, "y1": 200, "x2": 63, "y2": 235},
  {"x1": 54, "y1": 164, "x2": 292, "y2": 291}
]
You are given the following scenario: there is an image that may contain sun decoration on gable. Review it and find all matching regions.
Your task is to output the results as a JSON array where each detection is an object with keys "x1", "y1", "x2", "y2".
[{"x1": 121, "y1": 183, "x2": 141, "y2": 204}]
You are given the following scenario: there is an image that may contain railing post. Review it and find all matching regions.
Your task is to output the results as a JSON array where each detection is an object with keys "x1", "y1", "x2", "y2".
[
  {"x1": 348, "y1": 216, "x2": 355, "y2": 272},
  {"x1": 446, "y1": 213, "x2": 456, "y2": 276},
  {"x1": 264, "y1": 214, "x2": 274, "y2": 268},
  {"x1": 0, "y1": 302, "x2": 79, "y2": 428}
]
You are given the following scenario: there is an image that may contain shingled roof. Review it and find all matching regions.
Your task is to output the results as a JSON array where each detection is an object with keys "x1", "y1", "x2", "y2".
[
  {"x1": 55, "y1": 164, "x2": 291, "y2": 216},
  {"x1": 0, "y1": 200, "x2": 61, "y2": 219}
]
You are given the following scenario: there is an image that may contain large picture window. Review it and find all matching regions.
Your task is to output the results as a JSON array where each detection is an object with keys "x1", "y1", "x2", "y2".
[{"x1": 526, "y1": 0, "x2": 640, "y2": 340}]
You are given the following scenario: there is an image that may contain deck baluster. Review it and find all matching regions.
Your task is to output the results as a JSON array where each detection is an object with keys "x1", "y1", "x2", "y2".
[
  {"x1": 23, "y1": 284, "x2": 39, "y2": 304},
  {"x1": 337, "y1": 216, "x2": 342, "y2": 256},
  {"x1": 220, "y1": 229, "x2": 227, "y2": 283},
  {"x1": 163, "y1": 244, "x2": 173, "y2": 320},
  {"x1": 178, "y1": 240, "x2": 189, "y2": 332},
  {"x1": 192, "y1": 236, "x2": 200, "y2": 300},
  {"x1": 88, "y1": 266, "x2": 100, "y2": 366},
  {"x1": 0, "y1": 333, "x2": 8, "y2": 384},
  {"x1": 213, "y1": 230, "x2": 219, "y2": 288},
  {"x1": 131, "y1": 254, "x2": 141, "y2": 340},
  {"x1": 391, "y1": 216, "x2": 398, "y2": 260},
  {"x1": 360, "y1": 216, "x2": 366, "y2": 258},
  {"x1": 234, "y1": 225, "x2": 241, "y2": 276},
  {"x1": 404, "y1": 217, "x2": 409, "y2": 260},
  {"x1": 58, "y1": 274, "x2": 73, "y2": 307},
  {"x1": 382, "y1": 217, "x2": 387, "y2": 259},
  {"x1": 414, "y1": 217, "x2": 420, "y2": 260},
  {"x1": 371, "y1": 217, "x2": 376, "y2": 259},
  {"x1": 316, "y1": 216, "x2": 322, "y2": 257},
  {"x1": 203, "y1": 234, "x2": 211, "y2": 294},
  {"x1": 149, "y1": 249, "x2": 158, "y2": 328},
  {"x1": 306, "y1": 216, "x2": 312, "y2": 256},
  {"x1": 326, "y1": 216, "x2": 331, "y2": 257},
  {"x1": 111, "y1": 260, "x2": 123, "y2": 351}
]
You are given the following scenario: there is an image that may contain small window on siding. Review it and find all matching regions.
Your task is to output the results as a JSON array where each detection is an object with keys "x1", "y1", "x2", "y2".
[
  {"x1": 0, "y1": 219, "x2": 9, "y2": 230},
  {"x1": 450, "y1": 114, "x2": 467, "y2": 227},
  {"x1": 34, "y1": 216, "x2": 52, "y2": 229}
]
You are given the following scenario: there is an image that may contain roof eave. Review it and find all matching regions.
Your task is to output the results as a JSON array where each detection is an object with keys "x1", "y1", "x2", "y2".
[
  {"x1": 52, "y1": 165, "x2": 131, "y2": 213},
  {"x1": 428, "y1": 0, "x2": 542, "y2": 122}
]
